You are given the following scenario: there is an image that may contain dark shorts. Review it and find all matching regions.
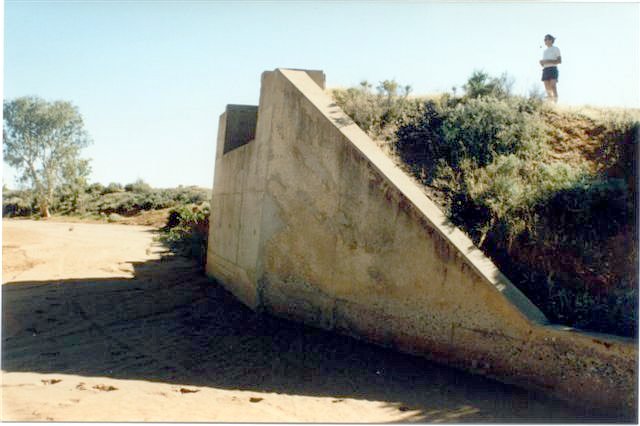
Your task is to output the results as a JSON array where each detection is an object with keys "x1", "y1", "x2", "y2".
[{"x1": 542, "y1": 66, "x2": 559, "y2": 81}]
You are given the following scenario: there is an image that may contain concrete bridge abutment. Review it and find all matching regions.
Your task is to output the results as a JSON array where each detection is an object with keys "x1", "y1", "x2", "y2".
[{"x1": 207, "y1": 68, "x2": 637, "y2": 416}]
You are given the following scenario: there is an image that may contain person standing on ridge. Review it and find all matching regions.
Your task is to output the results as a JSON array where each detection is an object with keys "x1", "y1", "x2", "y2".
[{"x1": 540, "y1": 34, "x2": 562, "y2": 103}]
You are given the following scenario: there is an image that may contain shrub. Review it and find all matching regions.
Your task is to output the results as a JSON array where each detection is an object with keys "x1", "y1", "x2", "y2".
[
  {"x1": 3, "y1": 180, "x2": 212, "y2": 226},
  {"x1": 107, "y1": 213, "x2": 123, "y2": 223},
  {"x1": 2, "y1": 188, "x2": 35, "y2": 217},
  {"x1": 460, "y1": 155, "x2": 587, "y2": 242},
  {"x1": 462, "y1": 70, "x2": 513, "y2": 100},
  {"x1": 395, "y1": 95, "x2": 557, "y2": 241},
  {"x1": 102, "y1": 182, "x2": 124, "y2": 194},
  {"x1": 331, "y1": 80, "x2": 423, "y2": 142},
  {"x1": 394, "y1": 99, "x2": 447, "y2": 177},
  {"x1": 86, "y1": 183, "x2": 105, "y2": 194},
  {"x1": 442, "y1": 97, "x2": 547, "y2": 167},
  {"x1": 160, "y1": 203, "x2": 210, "y2": 266},
  {"x1": 78, "y1": 185, "x2": 210, "y2": 216},
  {"x1": 124, "y1": 179, "x2": 152, "y2": 193}
]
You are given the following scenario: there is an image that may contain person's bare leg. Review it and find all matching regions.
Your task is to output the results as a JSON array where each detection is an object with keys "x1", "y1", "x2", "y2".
[
  {"x1": 543, "y1": 80, "x2": 558, "y2": 103},
  {"x1": 549, "y1": 79, "x2": 558, "y2": 103}
]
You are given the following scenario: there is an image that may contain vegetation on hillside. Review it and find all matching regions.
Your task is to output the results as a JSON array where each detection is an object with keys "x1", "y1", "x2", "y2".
[{"x1": 332, "y1": 71, "x2": 639, "y2": 337}]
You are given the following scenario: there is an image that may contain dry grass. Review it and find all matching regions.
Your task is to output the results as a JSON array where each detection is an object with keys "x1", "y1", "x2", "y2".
[{"x1": 46, "y1": 208, "x2": 173, "y2": 228}]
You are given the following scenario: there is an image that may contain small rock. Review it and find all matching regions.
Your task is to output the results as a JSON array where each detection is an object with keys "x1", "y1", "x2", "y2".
[{"x1": 93, "y1": 384, "x2": 118, "y2": 392}]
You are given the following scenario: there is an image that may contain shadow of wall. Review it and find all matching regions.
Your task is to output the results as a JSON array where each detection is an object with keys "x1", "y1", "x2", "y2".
[{"x1": 2, "y1": 254, "x2": 614, "y2": 423}]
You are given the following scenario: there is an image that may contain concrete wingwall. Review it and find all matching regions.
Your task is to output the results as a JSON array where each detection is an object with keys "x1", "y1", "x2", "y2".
[{"x1": 207, "y1": 68, "x2": 637, "y2": 414}]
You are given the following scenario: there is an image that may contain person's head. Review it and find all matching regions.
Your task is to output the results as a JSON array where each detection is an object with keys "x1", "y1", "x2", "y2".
[{"x1": 544, "y1": 34, "x2": 555, "y2": 46}]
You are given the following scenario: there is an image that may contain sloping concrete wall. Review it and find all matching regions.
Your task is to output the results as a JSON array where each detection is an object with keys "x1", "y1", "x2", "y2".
[{"x1": 207, "y1": 68, "x2": 637, "y2": 415}]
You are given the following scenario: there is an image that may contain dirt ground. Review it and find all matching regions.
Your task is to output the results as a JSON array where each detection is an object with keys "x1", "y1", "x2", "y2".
[{"x1": 1, "y1": 219, "x2": 625, "y2": 422}]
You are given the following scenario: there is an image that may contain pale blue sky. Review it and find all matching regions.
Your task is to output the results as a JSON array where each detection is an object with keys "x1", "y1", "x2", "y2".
[{"x1": 3, "y1": 1, "x2": 639, "y2": 189}]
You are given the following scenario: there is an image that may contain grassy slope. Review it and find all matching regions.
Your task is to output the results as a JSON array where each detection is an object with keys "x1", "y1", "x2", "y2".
[{"x1": 331, "y1": 86, "x2": 638, "y2": 337}]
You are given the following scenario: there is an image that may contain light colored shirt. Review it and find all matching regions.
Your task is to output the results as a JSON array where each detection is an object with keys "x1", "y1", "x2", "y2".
[{"x1": 542, "y1": 46, "x2": 561, "y2": 68}]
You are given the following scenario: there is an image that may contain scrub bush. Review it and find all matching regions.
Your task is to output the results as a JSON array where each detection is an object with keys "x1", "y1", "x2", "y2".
[
  {"x1": 160, "y1": 203, "x2": 210, "y2": 266},
  {"x1": 124, "y1": 179, "x2": 152, "y2": 193},
  {"x1": 2, "y1": 187, "x2": 36, "y2": 217},
  {"x1": 330, "y1": 80, "x2": 423, "y2": 142},
  {"x1": 3, "y1": 181, "x2": 211, "y2": 219},
  {"x1": 102, "y1": 182, "x2": 124, "y2": 194},
  {"x1": 462, "y1": 70, "x2": 513, "y2": 100}
]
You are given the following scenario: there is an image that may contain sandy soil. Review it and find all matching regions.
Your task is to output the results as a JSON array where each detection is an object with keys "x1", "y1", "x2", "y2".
[{"x1": 1, "y1": 219, "x2": 623, "y2": 422}]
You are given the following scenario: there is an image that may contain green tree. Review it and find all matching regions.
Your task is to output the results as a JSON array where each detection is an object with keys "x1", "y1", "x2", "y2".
[{"x1": 3, "y1": 96, "x2": 92, "y2": 217}]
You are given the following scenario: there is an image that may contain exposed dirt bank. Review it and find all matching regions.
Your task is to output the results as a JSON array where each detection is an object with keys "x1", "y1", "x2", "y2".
[{"x1": 1, "y1": 219, "x2": 625, "y2": 422}]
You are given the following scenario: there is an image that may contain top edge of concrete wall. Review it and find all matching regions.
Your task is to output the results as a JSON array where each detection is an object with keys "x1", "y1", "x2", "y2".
[
  {"x1": 226, "y1": 104, "x2": 259, "y2": 111},
  {"x1": 271, "y1": 68, "x2": 326, "y2": 90}
]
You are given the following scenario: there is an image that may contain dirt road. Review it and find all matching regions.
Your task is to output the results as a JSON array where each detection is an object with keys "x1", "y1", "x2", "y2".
[{"x1": 1, "y1": 219, "x2": 622, "y2": 422}]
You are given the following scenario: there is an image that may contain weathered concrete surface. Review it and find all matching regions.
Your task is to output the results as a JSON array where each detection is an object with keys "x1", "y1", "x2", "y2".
[
  {"x1": 207, "y1": 68, "x2": 637, "y2": 416},
  {"x1": 223, "y1": 105, "x2": 258, "y2": 154}
]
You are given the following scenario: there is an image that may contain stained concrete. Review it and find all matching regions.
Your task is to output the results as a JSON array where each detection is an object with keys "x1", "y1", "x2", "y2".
[
  {"x1": 223, "y1": 105, "x2": 258, "y2": 154},
  {"x1": 207, "y1": 68, "x2": 637, "y2": 416}
]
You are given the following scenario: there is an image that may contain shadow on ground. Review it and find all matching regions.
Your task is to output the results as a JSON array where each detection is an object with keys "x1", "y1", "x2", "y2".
[{"x1": 1, "y1": 255, "x2": 630, "y2": 423}]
